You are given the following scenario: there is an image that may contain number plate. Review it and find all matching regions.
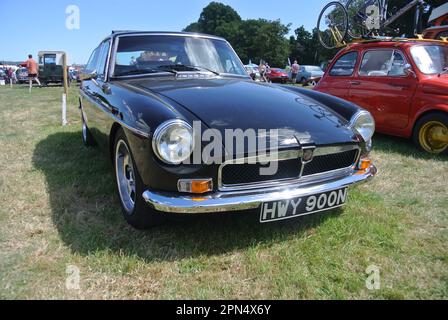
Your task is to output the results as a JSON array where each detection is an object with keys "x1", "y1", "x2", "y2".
[{"x1": 260, "y1": 188, "x2": 348, "y2": 223}]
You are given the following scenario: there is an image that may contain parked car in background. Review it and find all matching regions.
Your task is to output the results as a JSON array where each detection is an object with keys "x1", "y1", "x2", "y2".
[
  {"x1": 315, "y1": 39, "x2": 448, "y2": 154},
  {"x1": 423, "y1": 26, "x2": 448, "y2": 40},
  {"x1": 267, "y1": 68, "x2": 289, "y2": 83},
  {"x1": 423, "y1": 2, "x2": 448, "y2": 40},
  {"x1": 244, "y1": 64, "x2": 261, "y2": 81},
  {"x1": 16, "y1": 67, "x2": 28, "y2": 84},
  {"x1": 296, "y1": 65, "x2": 324, "y2": 86},
  {"x1": 38, "y1": 51, "x2": 70, "y2": 86},
  {"x1": 69, "y1": 69, "x2": 81, "y2": 82},
  {"x1": 80, "y1": 31, "x2": 376, "y2": 229},
  {"x1": 0, "y1": 69, "x2": 6, "y2": 84}
]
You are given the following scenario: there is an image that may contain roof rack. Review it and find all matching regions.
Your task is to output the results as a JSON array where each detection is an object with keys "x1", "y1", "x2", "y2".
[{"x1": 349, "y1": 34, "x2": 448, "y2": 45}]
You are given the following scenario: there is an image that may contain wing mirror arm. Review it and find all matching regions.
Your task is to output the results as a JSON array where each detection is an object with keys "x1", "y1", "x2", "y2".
[{"x1": 81, "y1": 70, "x2": 99, "y2": 85}]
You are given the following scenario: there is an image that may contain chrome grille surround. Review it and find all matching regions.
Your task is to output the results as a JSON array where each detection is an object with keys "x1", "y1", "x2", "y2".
[{"x1": 218, "y1": 144, "x2": 361, "y2": 192}]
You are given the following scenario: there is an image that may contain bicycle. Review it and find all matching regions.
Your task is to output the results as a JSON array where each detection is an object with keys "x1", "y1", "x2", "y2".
[{"x1": 317, "y1": 0, "x2": 427, "y2": 49}]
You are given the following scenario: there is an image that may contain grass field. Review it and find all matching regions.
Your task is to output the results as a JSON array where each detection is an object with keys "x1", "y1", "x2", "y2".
[{"x1": 0, "y1": 84, "x2": 446, "y2": 299}]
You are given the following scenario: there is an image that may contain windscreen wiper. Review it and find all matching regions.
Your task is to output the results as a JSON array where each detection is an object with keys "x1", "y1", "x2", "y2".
[
  {"x1": 116, "y1": 68, "x2": 177, "y2": 77},
  {"x1": 158, "y1": 64, "x2": 220, "y2": 76}
]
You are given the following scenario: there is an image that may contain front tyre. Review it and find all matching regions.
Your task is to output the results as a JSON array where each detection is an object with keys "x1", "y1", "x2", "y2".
[
  {"x1": 413, "y1": 113, "x2": 448, "y2": 154},
  {"x1": 114, "y1": 128, "x2": 162, "y2": 229}
]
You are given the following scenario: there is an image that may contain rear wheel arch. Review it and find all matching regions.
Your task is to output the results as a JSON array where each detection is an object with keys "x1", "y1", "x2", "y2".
[
  {"x1": 109, "y1": 122, "x2": 122, "y2": 161},
  {"x1": 412, "y1": 109, "x2": 448, "y2": 134},
  {"x1": 412, "y1": 110, "x2": 448, "y2": 154}
]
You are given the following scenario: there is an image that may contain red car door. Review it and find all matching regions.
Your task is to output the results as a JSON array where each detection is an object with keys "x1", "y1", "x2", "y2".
[
  {"x1": 317, "y1": 51, "x2": 359, "y2": 101},
  {"x1": 349, "y1": 49, "x2": 418, "y2": 134}
]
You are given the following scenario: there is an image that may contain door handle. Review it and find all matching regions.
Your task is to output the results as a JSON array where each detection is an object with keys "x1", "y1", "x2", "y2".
[
  {"x1": 388, "y1": 83, "x2": 409, "y2": 89},
  {"x1": 349, "y1": 81, "x2": 361, "y2": 86}
]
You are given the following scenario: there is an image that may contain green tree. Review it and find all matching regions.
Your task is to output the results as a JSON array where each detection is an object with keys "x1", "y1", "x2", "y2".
[
  {"x1": 184, "y1": 2, "x2": 291, "y2": 67},
  {"x1": 184, "y1": 2, "x2": 241, "y2": 35}
]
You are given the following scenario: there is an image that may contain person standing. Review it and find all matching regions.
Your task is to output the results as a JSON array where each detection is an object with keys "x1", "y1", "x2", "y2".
[
  {"x1": 259, "y1": 62, "x2": 267, "y2": 82},
  {"x1": 291, "y1": 60, "x2": 300, "y2": 84},
  {"x1": 26, "y1": 54, "x2": 41, "y2": 91},
  {"x1": 265, "y1": 62, "x2": 271, "y2": 82},
  {"x1": 11, "y1": 68, "x2": 17, "y2": 84}
]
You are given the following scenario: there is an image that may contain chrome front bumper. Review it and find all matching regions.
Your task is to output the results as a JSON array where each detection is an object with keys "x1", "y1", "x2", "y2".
[{"x1": 142, "y1": 165, "x2": 377, "y2": 214}]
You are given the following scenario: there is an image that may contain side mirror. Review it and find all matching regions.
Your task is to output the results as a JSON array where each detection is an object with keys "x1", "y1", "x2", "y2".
[
  {"x1": 404, "y1": 64, "x2": 416, "y2": 78},
  {"x1": 81, "y1": 70, "x2": 98, "y2": 82}
]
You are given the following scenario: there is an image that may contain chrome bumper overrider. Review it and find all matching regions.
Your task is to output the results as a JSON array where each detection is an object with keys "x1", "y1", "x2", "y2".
[{"x1": 142, "y1": 165, "x2": 377, "y2": 214}]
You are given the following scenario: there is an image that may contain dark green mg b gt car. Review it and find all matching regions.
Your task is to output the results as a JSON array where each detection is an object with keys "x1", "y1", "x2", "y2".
[{"x1": 79, "y1": 31, "x2": 377, "y2": 229}]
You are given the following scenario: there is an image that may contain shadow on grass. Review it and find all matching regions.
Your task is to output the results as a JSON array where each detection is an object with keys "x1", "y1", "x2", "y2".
[
  {"x1": 33, "y1": 131, "x2": 338, "y2": 262},
  {"x1": 373, "y1": 133, "x2": 447, "y2": 161}
]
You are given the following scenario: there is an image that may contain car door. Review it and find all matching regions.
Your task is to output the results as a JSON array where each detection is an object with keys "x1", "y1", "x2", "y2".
[
  {"x1": 349, "y1": 49, "x2": 418, "y2": 132},
  {"x1": 86, "y1": 40, "x2": 114, "y2": 149},
  {"x1": 81, "y1": 46, "x2": 100, "y2": 133},
  {"x1": 318, "y1": 51, "x2": 359, "y2": 101}
]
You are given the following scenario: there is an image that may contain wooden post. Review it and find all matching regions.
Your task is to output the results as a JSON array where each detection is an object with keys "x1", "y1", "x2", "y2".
[{"x1": 62, "y1": 53, "x2": 68, "y2": 126}]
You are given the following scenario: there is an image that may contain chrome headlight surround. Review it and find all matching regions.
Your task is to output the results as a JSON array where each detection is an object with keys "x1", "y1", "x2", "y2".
[
  {"x1": 349, "y1": 110, "x2": 375, "y2": 142},
  {"x1": 152, "y1": 120, "x2": 194, "y2": 165}
]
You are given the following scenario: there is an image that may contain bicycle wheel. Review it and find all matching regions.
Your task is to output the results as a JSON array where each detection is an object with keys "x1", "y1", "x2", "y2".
[
  {"x1": 346, "y1": 0, "x2": 381, "y2": 39},
  {"x1": 317, "y1": 2, "x2": 349, "y2": 50}
]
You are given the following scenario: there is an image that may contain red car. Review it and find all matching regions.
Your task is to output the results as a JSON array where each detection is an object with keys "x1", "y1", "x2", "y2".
[
  {"x1": 268, "y1": 68, "x2": 289, "y2": 83},
  {"x1": 315, "y1": 39, "x2": 448, "y2": 154}
]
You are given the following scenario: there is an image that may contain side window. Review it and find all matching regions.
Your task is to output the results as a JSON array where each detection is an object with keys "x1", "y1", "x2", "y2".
[
  {"x1": 85, "y1": 47, "x2": 100, "y2": 73},
  {"x1": 330, "y1": 52, "x2": 358, "y2": 76},
  {"x1": 360, "y1": 50, "x2": 407, "y2": 77},
  {"x1": 96, "y1": 40, "x2": 111, "y2": 78}
]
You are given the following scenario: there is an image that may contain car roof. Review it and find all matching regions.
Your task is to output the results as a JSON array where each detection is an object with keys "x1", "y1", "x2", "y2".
[
  {"x1": 103, "y1": 31, "x2": 226, "y2": 42},
  {"x1": 342, "y1": 38, "x2": 448, "y2": 52}
]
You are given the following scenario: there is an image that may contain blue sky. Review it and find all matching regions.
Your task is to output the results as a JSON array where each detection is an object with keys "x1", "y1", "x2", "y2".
[{"x1": 1, "y1": 0, "x2": 328, "y2": 64}]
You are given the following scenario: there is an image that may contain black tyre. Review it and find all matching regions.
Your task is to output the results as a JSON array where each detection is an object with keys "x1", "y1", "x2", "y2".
[
  {"x1": 317, "y1": 1, "x2": 349, "y2": 49},
  {"x1": 413, "y1": 113, "x2": 448, "y2": 154},
  {"x1": 81, "y1": 114, "x2": 95, "y2": 146},
  {"x1": 113, "y1": 128, "x2": 163, "y2": 229}
]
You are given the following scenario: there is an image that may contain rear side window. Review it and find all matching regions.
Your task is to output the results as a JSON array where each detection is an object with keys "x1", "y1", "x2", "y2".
[
  {"x1": 359, "y1": 50, "x2": 407, "y2": 77},
  {"x1": 330, "y1": 52, "x2": 358, "y2": 76},
  {"x1": 96, "y1": 41, "x2": 111, "y2": 78}
]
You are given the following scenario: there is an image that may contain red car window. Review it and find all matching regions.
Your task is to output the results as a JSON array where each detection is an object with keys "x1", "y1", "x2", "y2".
[{"x1": 329, "y1": 52, "x2": 358, "y2": 76}]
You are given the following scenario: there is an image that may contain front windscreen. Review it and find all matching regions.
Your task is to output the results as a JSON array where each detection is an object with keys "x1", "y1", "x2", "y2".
[
  {"x1": 113, "y1": 35, "x2": 247, "y2": 77},
  {"x1": 410, "y1": 45, "x2": 448, "y2": 75}
]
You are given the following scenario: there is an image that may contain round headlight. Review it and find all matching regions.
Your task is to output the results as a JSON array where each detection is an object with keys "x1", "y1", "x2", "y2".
[
  {"x1": 350, "y1": 111, "x2": 375, "y2": 142},
  {"x1": 152, "y1": 120, "x2": 193, "y2": 164}
]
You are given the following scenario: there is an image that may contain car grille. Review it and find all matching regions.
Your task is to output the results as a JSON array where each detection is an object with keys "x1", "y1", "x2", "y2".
[
  {"x1": 302, "y1": 149, "x2": 359, "y2": 176},
  {"x1": 219, "y1": 146, "x2": 360, "y2": 191},
  {"x1": 221, "y1": 159, "x2": 301, "y2": 186}
]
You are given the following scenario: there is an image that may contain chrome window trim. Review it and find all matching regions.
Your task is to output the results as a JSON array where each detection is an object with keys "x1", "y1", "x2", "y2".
[
  {"x1": 358, "y1": 48, "x2": 409, "y2": 78},
  {"x1": 218, "y1": 144, "x2": 360, "y2": 192},
  {"x1": 109, "y1": 33, "x2": 250, "y2": 79}
]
